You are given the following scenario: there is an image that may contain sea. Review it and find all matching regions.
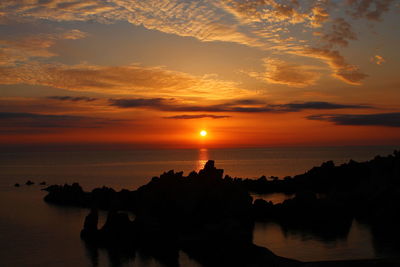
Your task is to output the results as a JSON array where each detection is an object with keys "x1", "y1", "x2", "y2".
[{"x1": 0, "y1": 146, "x2": 399, "y2": 266}]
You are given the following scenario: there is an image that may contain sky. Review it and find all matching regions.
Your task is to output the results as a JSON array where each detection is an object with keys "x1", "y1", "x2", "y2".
[{"x1": 0, "y1": 0, "x2": 399, "y2": 149}]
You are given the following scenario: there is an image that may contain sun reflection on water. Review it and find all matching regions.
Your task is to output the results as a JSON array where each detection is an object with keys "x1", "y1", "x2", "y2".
[{"x1": 196, "y1": 148, "x2": 209, "y2": 171}]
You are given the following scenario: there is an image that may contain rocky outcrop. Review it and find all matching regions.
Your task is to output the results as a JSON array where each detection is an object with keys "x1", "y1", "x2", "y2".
[
  {"x1": 79, "y1": 160, "x2": 299, "y2": 266},
  {"x1": 42, "y1": 152, "x2": 400, "y2": 266},
  {"x1": 43, "y1": 183, "x2": 138, "y2": 211}
]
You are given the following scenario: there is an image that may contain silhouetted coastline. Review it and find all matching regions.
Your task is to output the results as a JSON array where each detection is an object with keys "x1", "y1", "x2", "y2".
[{"x1": 42, "y1": 151, "x2": 400, "y2": 266}]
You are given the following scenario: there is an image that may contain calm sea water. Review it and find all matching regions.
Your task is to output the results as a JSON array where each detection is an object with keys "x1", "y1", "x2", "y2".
[{"x1": 0, "y1": 146, "x2": 399, "y2": 266}]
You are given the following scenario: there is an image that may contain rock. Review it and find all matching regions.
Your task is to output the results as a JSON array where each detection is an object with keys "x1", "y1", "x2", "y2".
[
  {"x1": 44, "y1": 183, "x2": 87, "y2": 206},
  {"x1": 14, "y1": 183, "x2": 20, "y2": 187},
  {"x1": 25, "y1": 180, "x2": 34, "y2": 185},
  {"x1": 80, "y1": 208, "x2": 99, "y2": 241},
  {"x1": 78, "y1": 160, "x2": 296, "y2": 266},
  {"x1": 198, "y1": 159, "x2": 224, "y2": 179},
  {"x1": 39, "y1": 181, "x2": 46, "y2": 185}
]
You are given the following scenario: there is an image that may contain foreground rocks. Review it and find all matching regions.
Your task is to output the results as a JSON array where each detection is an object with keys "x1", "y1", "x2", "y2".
[
  {"x1": 43, "y1": 183, "x2": 138, "y2": 211},
  {"x1": 42, "y1": 151, "x2": 400, "y2": 266},
  {"x1": 79, "y1": 161, "x2": 300, "y2": 266}
]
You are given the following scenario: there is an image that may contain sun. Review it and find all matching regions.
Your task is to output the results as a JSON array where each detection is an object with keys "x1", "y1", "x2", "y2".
[{"x1": 200, "y1": 130, "x2": 207, "y2": 137}]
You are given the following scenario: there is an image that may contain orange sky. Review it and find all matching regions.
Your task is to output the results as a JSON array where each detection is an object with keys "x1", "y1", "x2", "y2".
[{"x1": 0, "y1": 0, "x2": 399, "y2": 149}]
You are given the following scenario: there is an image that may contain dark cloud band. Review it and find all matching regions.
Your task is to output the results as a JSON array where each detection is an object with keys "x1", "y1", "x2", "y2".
[
  {"x1": 47, "y1": 96, "x2": 98, "y2": 102},
  {"x1": 307, "y1": 113, "x2": 400, "y2": 127},
  {"x1": 109, "y1": 98, "x2": 372, "y2": 113},
  {"x1": 163, "y1": 114, "x2": 231, "y2": 119}
]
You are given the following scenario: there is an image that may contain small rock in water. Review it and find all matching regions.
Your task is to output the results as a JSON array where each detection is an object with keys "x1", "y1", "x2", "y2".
[
  {"x1": 39, "y1": 181, "x2": 46, "y2": 185},
  {"x1": 25, "y1": 180, "x2": 34, "y2": 186},
  {"x1": 14, "y1": 183, "x2": 20, "y2": 187}
]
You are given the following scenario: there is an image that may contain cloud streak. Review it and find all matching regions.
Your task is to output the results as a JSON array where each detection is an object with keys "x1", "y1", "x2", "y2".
[
  {"x1": 0, "y1": 112, "x2": 119, "y2": 133},
  {"x1": 273, "y1": 101, "x2": 372, "y2": 111},
  {"x1": 0, "y1": 0, "x2": 395, "y2": 86},
  {"x1": 109, "y1": 98, "x2": 373, "y2": 113},
  {"x1": 0, "y1": 62, "x2": 246, "y2": 98},
  {"x1": 47, "y1": 96, "x2": 98, "y2": 102},
  {"x1": 249, "y1": 58, "x2": 321, "y2": 87},
  {"x1": 163, "y1": 114, "x2": 231, "y2": 119},
  {"x1": 0, "y1": 29, "x2": 87, "y2": 66},
  {"x1": 298, "y1": 48, "x2": 369, "y2": 85},
  {"x1": 307, "y1": 112, "x2": 400, "y2": 127}
]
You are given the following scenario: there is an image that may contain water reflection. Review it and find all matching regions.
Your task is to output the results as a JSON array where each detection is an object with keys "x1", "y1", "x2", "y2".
[
  {"x1": 196, "y1": 148, "x2": 209, "y2": 171},
  {"x1": 83, "y1": 242, "x2": 201, "y2": 267},
  {"x1": 253, "y1": 220, "x2": 376, "y2": 262},
  {"x1": 250, "y1": 192, "x2": 294, "y2": 204}
]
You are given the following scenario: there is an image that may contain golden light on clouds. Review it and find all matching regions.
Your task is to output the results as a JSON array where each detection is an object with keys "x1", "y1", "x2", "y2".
[{"x1": 0, "y1": 0, "x2": 399, "y2": 148}]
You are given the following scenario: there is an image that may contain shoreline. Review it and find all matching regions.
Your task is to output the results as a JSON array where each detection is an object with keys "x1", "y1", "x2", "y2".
[{"x1": 40, "y1": 151, "x2": 400, "y2": 266}]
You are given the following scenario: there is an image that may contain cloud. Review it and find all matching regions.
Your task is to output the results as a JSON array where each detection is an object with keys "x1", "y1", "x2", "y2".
[
  {"x1": 0, "y1": 0, "x2": 357, "y2": 52},
  {"x1": 109, "y1": 98, "x2": 166, "y2": 108},
  {"x1": 60, "y1": 29, "x2": 87, "y2": 40},
  {"x1": 0, "y1": 62, "x2": 246, "y2": 98},
  {"x1": 371, "y1": 55, "x2": 386, "y2": 65},
  {"x1": 347, "y1": 0, "x2": 395, "y2": 21},
  {"x1": 229, "y1": 99, "x2": 266, "y2": 105},
  {"x1": 0, "y1": 29, "x2": 87, "y2": 66},
  {"x1": 220, "y1": 0, "x2": 308, "y2": 24},
  {"x1": 0, "y1": 0, "x2": 392, "y2": 86},
  {"x1": 307, "y1": 112, "x2": 400, "y2": 127},
  {"x1": 309, "y1": 1, "x2": 331, "y2": 28},
  {"x1": 109, "y1": 97, "x2": 372, "y2": 113},
  {"x1": 0, "y1": 97, "x2": 106, "y2": 115},
  {"x1": 220, "y1": 0, "x2": 335, "y2": 28},
  {"x1": 273, "y1": 101, "x2": 372, "y2": 111},
  {"x1": 0, "y1": 0, "x2": 260, "y2": 48},
  {"x1": 249, "y1": 58, "x2": 320, "y2": 87},
  {"x1": 163, "y1": 114, "x2": 231, "y2": 119},
  {"x1": 318, "y1": 18, "x2": 357, "y2": 47},
  {"x1": 0, "y1": 112, "x2": 118, "y2": 133},
  {"x1": 109, "y1": 97, "x2": 274, "y2": 112},
  {"x1": 47, "y1": 96, "x2": 98, "y2": 102},
  {"x1": 298, "y1": 48, "x2": 368, "y2": 85}
]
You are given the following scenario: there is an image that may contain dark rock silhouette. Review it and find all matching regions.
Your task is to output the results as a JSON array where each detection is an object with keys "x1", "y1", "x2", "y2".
[
  {"x1": 78, "y1": 161, "x2": 300, "y2": 266},
  {"x1": 80, "y1": 208, "x2": 99, "y2": 241},
  {"x1": 25, "y1": 180, "x2": 34, "y2": 185},
  {"x1": 14, "y1": 183, "x2": 20, "y2": 187},
  {"x1": 39, "y1": 181, "x2": 46, "y2": 185},
  {"x1": 43, "y1": 183, "x2": 138, "y2": 211},
  {"x1": 43, "y1": 151, "x2": 400, "y2": 266}
]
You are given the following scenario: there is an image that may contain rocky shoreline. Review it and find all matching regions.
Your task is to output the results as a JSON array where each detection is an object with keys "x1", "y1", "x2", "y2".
[{"x1": 42, "y1": 151, "x2": 400, "y2": 266}]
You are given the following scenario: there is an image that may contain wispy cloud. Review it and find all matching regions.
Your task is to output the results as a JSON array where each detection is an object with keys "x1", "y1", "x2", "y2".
[
  {"x1": 0, "y1": 0, "x2": 260, "y2": 47},
  {"x1": 0, "y1": 63, "x2": 247, "y2": 98},
  {"x1": 307, "y1": 112, "x2": 400, "y2": 127},
  {"x1": 371, "y1": 55, "x2": 386, "y2": 65},
  {"x1": 109, "y1": 98, "x2": 373, "y2": 113},
  {"x1": 318, "y1": 18, "x2": 357, "y2": 47},
  {"x1": 0, "y1": 0, "x2": 395, "y2": 86},
  {"x1": 272, "y1": 101, "x2": 372, "y2": 111},
  {"x1": 297, "y1": 48, "x2": 368, "y2": 85},
  {"x1": 248, "y1": 58, "x2": 321, "y2": 87},
  {"x1": 0, "y1": 112, "x2": 119, "y2": 133},
  {"x1": 347, "y1": 0, "x2": 395, "y2": 21},
  {"x1": 163, "y1": 114, "x2": 231, "y2": 119},
  {"x1": 47, "y1": 96, "x2": 98, "y2": 102},
  {"x1": 0, "y1": 29, "x2": 87, "y2": 66}
]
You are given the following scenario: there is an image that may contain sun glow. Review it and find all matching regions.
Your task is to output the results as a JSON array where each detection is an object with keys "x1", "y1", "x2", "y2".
[{"x1": 200, "y1": 130, "x2": 207, "y2": 137}]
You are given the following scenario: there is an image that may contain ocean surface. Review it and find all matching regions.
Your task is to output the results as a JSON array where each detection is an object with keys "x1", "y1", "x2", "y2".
[{"x1": 0, "y1": 146, "x2": 399, "y2": 266}]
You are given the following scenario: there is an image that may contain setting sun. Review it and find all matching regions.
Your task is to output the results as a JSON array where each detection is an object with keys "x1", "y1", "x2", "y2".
[{"x1": 200, "y1": 130, "x2": 207, "y2": 137}]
